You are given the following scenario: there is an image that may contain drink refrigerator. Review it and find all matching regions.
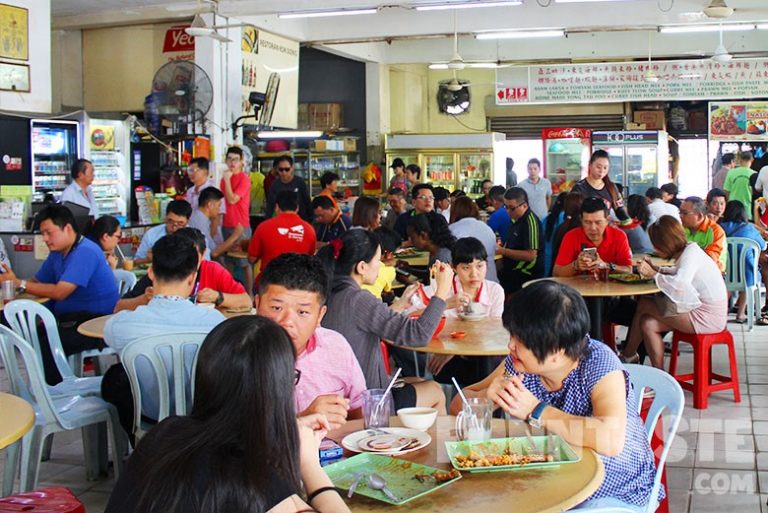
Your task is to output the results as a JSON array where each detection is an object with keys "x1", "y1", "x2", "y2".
[
  {"x1": 592, "y1": 131, "x2": 670, "y2": 197},
  {"x1": 85, "y1": 118, "x2": 131, "y2": 218},
  {"x1": 542, "y1": 128, "x2": 592, "y2": 195},
  {"x1": 30, "y1": 120, "x2": 80, "y2": 202},
  {"x1": 384, "y1": 133, "x2": 506, "y2": 197}
]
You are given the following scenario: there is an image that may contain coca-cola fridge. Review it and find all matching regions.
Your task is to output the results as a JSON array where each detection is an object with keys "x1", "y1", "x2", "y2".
[{"x1": 542, "y1": 128, "x2": 592, "y2": 195}]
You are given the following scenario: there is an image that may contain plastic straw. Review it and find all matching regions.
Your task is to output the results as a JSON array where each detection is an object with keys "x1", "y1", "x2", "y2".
[
  {"x1": 376, "y1": 367, "x2": 402, "y2": 410},
  {"x1": 452, "y1": 377, "x2": 469, "y2": 406}
]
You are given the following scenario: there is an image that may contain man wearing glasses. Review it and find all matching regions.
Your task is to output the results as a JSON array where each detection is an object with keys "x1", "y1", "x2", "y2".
[
  {"x1": 185, "y1": 157, "x2": 225, "y2": 213},
  {"x1": 265, "y1": 155, "x2": 313, "y2": 221},
  {"x1": 393, "y1": 183, "x2": 435, "y2": 240},
  {"x1": 680, "y1": 196, "x2": 727, "y2": 273},
  {"x1": 133, "y1": 200, "x2": 192, "y2": 266},
  {"x1": 497, "y1": 187, "x2": 544, "y2": 294},
  {"x1": 220, "y1": 146, "x2": 253, "y2": 295}
]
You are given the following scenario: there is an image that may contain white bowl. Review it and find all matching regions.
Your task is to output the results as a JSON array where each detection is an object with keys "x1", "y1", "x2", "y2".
[{"x1": 397, "y1": 407, "x2": 438, "y2": 431}]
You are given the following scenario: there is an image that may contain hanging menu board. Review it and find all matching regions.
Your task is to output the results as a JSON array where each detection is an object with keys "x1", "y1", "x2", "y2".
[
  {"x1": 709, "y1": 102, "x2": 768, "y2": 142},
  {"x1": 496, "y1": 58, "x2": 768, "y2": 105}
]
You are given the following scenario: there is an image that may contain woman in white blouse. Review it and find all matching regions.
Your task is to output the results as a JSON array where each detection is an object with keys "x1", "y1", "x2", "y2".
[{"x1": 621, "y1": 215, "x2": 728, "y2": 368}]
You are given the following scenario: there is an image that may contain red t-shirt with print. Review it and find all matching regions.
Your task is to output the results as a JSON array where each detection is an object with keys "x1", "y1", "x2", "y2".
[
  {"x1": 555, "y1": 225, "x2": 633, "y2": 268},
  {"x1": 198, "y1": 259, "x2": 246, "y2": 294},
  {"x1": 248, "y1": 213, "x2": 317, "y2": 286},
  {"x1": 221, "y1": 172, "x2": 251, "y2": 228}
]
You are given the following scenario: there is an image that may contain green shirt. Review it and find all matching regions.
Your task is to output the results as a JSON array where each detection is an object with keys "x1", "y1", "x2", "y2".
[{"x1": 723, "y1": 166, "x2": 755, "y2": 219}]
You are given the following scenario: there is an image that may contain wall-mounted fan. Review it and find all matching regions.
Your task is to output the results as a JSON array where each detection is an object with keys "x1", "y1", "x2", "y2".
[
  {"x1": 149, "y1": 60, "x2": 213, "y2": 133},
  {"x1": 437, "y1": 79, "x2": 471, "y2": 115}
]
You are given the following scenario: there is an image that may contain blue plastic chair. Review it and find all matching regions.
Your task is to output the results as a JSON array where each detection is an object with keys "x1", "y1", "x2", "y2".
[
  {"x1": 3, "y1": 300, "x2": 102, "y2": 398},
  {"x1": 120, "y1": 332, "x2": 209, "y2": 441},
  {"x1": 725, "y1": 237, "x2": 762, "y2": 332},
  {"x1": 0, "y1": 325, "x2": 126, "y2": 494},
  {"x1": 113, "y1": 269, "x2": 137, "y2": 297}
]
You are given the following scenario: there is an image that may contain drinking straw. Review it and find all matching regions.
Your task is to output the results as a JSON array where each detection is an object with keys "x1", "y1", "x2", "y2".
[
  {"x1": 114, "y1": 244, "x2": 126, "y2": 261},
  {"x1": 373, "y1": 367, "x2": 402, "y2": 417},
  {"x1": 452, "y1": 377, "x2": 469, "y2": 406}
]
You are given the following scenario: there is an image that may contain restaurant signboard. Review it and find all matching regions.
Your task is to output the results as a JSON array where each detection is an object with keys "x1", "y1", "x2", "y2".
[
  {"x1": 709, "y1": 101, "x2": 768, "y2": 141},
  {"x1": 496, "y1": 58, "x2": 768, "y2": 105}
]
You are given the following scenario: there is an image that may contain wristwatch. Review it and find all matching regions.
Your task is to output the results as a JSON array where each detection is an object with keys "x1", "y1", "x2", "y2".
[
  {"x1": 527, "y1": 401, "x2": 548, "y2": 429},
  {"x1": 16, "y1": 279, "x2": 27, "y2": 294},
  {"x1": 214, "y1": 291, "x2": 224, "y2": 307},
  {"x1": 609, "y1": 263, "x2": 616, "y2": 272}
]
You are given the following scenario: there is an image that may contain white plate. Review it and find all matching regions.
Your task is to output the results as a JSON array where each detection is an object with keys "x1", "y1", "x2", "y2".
[
  {"x1": 341, "y1": 428, "x2": 432, "y2": 455},
  {"x1": 357, "y1": 433, "x2": 413, "y2": 452},
  {"x1": 458, "y1": 313, "x2": 485, "y2": 322}
]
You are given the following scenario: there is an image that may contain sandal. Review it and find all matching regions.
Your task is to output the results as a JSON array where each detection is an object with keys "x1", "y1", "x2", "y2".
[
  {"x1": 756, "y1": 317, "x2": 768, "y2": 327},
  {"x1": 619, "y1": 353, "x2": 640, "y2": 364},
  {"x1": 762, "y1": 305, "x2": 768, "y2": 315},
  {"x1": 731, "y1": 317, "x2": 747, "y2": 324}
]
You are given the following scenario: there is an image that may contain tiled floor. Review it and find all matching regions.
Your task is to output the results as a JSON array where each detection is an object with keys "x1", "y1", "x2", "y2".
[{"x1": 0, "y1": 321, "x2": 766, "y2": 512}]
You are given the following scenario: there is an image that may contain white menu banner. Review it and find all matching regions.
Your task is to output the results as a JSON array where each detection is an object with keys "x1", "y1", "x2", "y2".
[{"x1": 496, "y1": 58, "x2": 768, "y2": 105}]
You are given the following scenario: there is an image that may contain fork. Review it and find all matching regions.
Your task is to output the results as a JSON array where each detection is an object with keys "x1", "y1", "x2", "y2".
[{"x1": 524, "y1": 425, "x2": 537, "y2": 452}]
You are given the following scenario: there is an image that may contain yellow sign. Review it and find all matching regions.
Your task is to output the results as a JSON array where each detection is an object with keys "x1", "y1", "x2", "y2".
[
  {"x1": 89, "y1": 125, "x2": 115, "y2": 151},
  {"x1": 0, "y1": 3, "x2": 28, "y2": 61}
]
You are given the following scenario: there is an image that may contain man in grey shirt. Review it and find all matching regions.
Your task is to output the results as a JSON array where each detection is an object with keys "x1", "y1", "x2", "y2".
[{"x1": 517, "y1": 158, "x2": 552, "y2": 220}]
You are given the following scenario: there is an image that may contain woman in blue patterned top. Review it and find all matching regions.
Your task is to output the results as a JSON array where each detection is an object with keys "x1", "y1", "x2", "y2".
[{"x1": 451, "y1": 280, "x2": 660, "y2": 512}]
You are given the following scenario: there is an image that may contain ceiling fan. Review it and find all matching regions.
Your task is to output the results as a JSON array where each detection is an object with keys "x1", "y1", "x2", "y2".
[
  {"x1": 644, "y1": 31, "x2": 659, "y2": 83},
  {"x1": 185, "y1": 0, "x2": 233, "y2": 42},
  {"x1": 679, "y1": 0, "x2": 768, "y2": 21},
  {"x1": 711, "y1": 24, "x2": 732, "y2": 62}
]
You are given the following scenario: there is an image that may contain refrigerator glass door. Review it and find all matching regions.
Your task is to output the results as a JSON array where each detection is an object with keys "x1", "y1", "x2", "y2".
[
  {"x1": 31, "y1": 121, "x2": 79, "y2": 202},
  {"x1": 601, "y1": 147, "x2": 625, "y2": 188},
  {"x1": 423, "y1": 153, "x2": 456, "y2": 191},
  {"x1": 458, "y1": 152, "x2": 493, "y2": 197},
  {"x1": 545, "y1": 139, "x2": 587, "y2": 195},
  {"x1": 625, "y1": 146, "x2": 659, "y2": 197},
  {"x1": 385, "y1": 153, "x2": 418, "y2": 191}
]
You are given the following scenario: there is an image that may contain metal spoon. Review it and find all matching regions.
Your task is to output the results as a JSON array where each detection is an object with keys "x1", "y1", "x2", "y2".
[
  {"x1": 347, "y1": 472, "x2": 364, "y2": 498},
  {"x1": 368, "y1": 473, "x2": 399, "y2": 502}
]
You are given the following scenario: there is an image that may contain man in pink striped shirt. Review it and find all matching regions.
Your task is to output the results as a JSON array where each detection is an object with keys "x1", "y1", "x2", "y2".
[{"x1": 256, "y1": 253, "x2": 365, "y2": 429}]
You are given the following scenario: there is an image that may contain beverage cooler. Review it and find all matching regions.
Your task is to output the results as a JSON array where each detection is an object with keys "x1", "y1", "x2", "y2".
[
  {"x1": 30, "y1": 120, "x2": 80, "y2": 202},
  {"x1": 542, "y1": 128, "x2": 592, "y2": 195},
  {"x1": 384, "y1": 133, "x2": 505, "y2": 197},
  {"x1": 592, "y1": 131, "x2": 670, "y2": 197},
  {"x1": 85, "y1": 118, "x2": 131, "y2": 218}
]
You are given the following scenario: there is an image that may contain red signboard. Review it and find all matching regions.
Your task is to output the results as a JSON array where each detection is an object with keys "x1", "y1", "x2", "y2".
[
  {"x1": 163, "y1": 26, "x2": 194, "y2": 53},
  {"x1": 541, "y1": 127, "x2": 591, "y2": 139}
]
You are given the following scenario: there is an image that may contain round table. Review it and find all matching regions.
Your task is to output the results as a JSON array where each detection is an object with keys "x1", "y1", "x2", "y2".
[
  {"x1": 0, "y1": 393, "x2": 34, "y2": 450},
  {"x1": 327, "y1": 416, "x2": 604, "y2": 513},
  {"x1": 394, "y1": 317, "x2": 510, "y2": 357},
  {"x1": 0, "y1": 294, "x2": 49, "y2": 312},
  {"x1": 77, "y1": 308, "x2": 257, "y2": 339},
  {"x1": 526, "y1": 275, "x2": 660, "y2": 343},
  {"x1": 397, "y1": 251, "x2": 501, "y2": 267}
]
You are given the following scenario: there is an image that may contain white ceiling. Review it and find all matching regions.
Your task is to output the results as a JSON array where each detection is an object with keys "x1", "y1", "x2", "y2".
[{"x1": 51, "y1": 0, "x2": 768, "y2": 64}]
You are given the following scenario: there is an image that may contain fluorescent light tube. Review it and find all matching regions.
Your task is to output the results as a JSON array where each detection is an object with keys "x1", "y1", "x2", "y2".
[
  {"x1": 476, "y1": 29, "x2": 565, "y2": 39},
  {"x1": 429, "y1": 63, "x2": 450, "y2": 69},
  {"x1": 757, "y1": 24, "x2": 768, "y2": 30},
  {"x1": 555, "y1": 0, "x2": 635, "y2": 2},
  {"x1": 278, "y1": 8, "x2": 377, "y2": 19},
  {"x1": 257, "y1": 131, "x2": 324, "y2": 139},
  {"x1": 659, "y1": 24, "x2": 754, "y2": 34},
  {"x1": 416, "y1": 1, "x2": 521, "y2": 11}
]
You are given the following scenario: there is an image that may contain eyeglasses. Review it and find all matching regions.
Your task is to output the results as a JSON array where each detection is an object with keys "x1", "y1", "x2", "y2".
[
  {"x1": 505, "y1": 202, "x2": 527, "y2": 212},
  {"x1": 294, "y1": 369, "x2": 302, "y2": 385},
  {"x1": 416, "y1": 195, "x2": 434, "y2": 202},
  {"x1": 225, "y1": 156, "x2": 241, "y2": 162},
  {"x1": 277, "y1": 167, "x2": 292, "y2": 172},
  {"x1": 165, "y1": 219, "x2": 187, "y2": 228}
]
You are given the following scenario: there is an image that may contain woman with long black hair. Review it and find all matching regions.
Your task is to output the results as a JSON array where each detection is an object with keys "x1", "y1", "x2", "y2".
[
  {"x1": 571, "y1": 149, "x2": 630, "y2": 223},
  {"x1": 105, "y1": 316, "x2": 350, "y2": 513}
]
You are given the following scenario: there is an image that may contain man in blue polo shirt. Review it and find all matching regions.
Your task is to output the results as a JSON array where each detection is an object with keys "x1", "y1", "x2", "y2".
[
  {"x1": 133, "y1": 200, "x2": 192, "y2": 266},
  {"x1": 496, "y1": 187, "x2": 544, "y2": 294},
  {"x1": 0, "y1": 204, "x2": 119, "y2": 384},
  {"x1": 486, "y1": 185, "x2": 511, "y2": 242}
]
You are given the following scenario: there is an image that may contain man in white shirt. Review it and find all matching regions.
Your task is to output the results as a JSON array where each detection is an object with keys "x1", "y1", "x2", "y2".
[
  {"x1": 60, "y1": 159, "x2": 99, "y2": 216},
  {"x1": 755, "y1": 165, "x2": 768, "y2": 198},
  {"x1": 434, "y1": 186, "x2": 451, "y2": 223},
  {"x1": 188, "y1": 187, "x2": 243, "y2": 259},
  {"x1": 645, "y1": 186, "x2": 680, "y2": 225},
  {"x1": 517, "y1": 158, "x2": 552, "y2": 220},
  {"x1": 185, "y1": 157, "x2": 225, "y2": 213}
]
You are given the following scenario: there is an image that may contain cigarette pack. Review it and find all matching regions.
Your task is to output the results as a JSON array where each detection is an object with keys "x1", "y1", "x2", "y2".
[{"x1": 319, "y1": 438, "x2": 343, "y2": 463}]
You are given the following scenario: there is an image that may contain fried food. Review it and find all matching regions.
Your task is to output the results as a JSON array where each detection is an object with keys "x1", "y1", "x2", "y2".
[{"x1": 454, "y1": 447, "x2": 554, "y2": 468}]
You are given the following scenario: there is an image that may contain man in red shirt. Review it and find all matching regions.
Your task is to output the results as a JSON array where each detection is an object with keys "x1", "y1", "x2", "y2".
[
  {"x1": 220, "y1": 146, "x2": 253, "y2": 296},
  {"x1": 248, "y1": 190, "x2": 317, "y2": 288},
  {"x1": 553, "y1": 197, "x2": 635, "y2": 344}
]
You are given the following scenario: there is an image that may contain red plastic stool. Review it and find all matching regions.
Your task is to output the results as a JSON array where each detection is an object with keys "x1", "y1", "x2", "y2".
[
  {"x1": 601, "y1": 323, "x2": 618, "y2": 352},
  {"x1": 668, "y1": 329, "x2": 740, "y2": 409},
  {"x1": 0, "y1": 487, "x2": 85, "y2": 512},
  {"x1": 380, "y1": 341, "x2": 392, "y2": 375}
]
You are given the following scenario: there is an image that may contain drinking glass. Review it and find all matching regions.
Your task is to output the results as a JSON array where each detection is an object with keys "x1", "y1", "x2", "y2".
[
  {"x1": 2, "y1": 280, "x2": 15, "y2": 301},
  {"x1": 362, "y1": 388, "x2": 392, "y2": 429},
  {"x1": 455, "y1": 397, "x2": 492, "y2": 441}
]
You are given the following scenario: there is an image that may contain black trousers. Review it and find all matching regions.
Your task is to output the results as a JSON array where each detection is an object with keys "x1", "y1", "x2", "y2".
[
  {"x1": 39, "y1": 312, "x2": 104, "y2": 386},
  {"x1": 100, "y1": 364, "x2": 156, "y2": 447}
]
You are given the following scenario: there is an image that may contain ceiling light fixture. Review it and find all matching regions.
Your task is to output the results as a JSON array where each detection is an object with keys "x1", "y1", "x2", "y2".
[
  {"x1": 659, "y1": 23, "x2": 754, "y2": 34},
  {"x1": 278, "y1": 8, "x2": 377, "y2": 19},
  {"x1": 475, "y1": 29, "x2": 565, "y2": 40},
  {"x1": 416, "y1": 1, "x2": 521, "y2": 11},
  {"x1": 257, "y1": 130, "x2": 324, "y2": 139},
  {"x1": 757, "y1": 24, "x2": 768, "y2": 30},
  {"x1": 554, "y1": 0, "x2": 635, "y2": 3},
  {"x1": 429, "y1": 62, "x2": 503, "y2": 69}
]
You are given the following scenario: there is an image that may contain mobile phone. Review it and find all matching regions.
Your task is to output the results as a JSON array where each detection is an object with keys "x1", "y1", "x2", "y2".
[{"x1": 580, "y1": 247, "x2": 597, "y2": 260}]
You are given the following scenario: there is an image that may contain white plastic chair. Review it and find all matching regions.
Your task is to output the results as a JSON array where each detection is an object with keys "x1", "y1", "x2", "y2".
[
  {"x1": 3, "y1": 299, "x2": 102, "y2": 398},
  {"x1": 725, "y1": 237, "x2": 762, "y2": 332},
  {"x1": 113, "y1": 269, "x2": 137, "y2": 297},
  {"x1": 120, "y1": 332, "x2": 209, "y2": 441},
  {"x1": 0, "y1": 325, "x2": 126, "y2": 494},
  {"x1": 625, "y1": 364, "x2": 685, "y2": 513}
]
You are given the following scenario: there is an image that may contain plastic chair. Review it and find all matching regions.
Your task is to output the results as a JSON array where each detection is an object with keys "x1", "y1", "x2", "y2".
[
  {"x1": 725, "y1": 237, "x2": 762, "y2": 331},
  {"x1": 667, "y1": 329, "x2": 740, "y2": 409},
  {"x1": 625, "y1": 364, "x2": 684, "y2": 513},
  {"x1": 120, "y1": 332, "x2": 208, "y2": 441},
  {"x1": 0, "y1": 325, "x2": 125, "y2": 495},
  {"x1": 3, "y1": 300, "x2": 102, "y2": 398},
  {"x1": 113, "y1": 269, "x2": 137, "y2": 297}
]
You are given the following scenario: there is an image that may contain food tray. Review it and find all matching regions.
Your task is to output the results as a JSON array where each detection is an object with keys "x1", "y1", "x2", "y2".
[
  {"x1": 323, "y1": 453, "x2": 461, "y2": 505},
  {"x1": 609, "y1": 273, "x2": 653, "y2": 284},
  {"x1": 444, "y1": 436, "x2": 580, "y2": 473}
]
